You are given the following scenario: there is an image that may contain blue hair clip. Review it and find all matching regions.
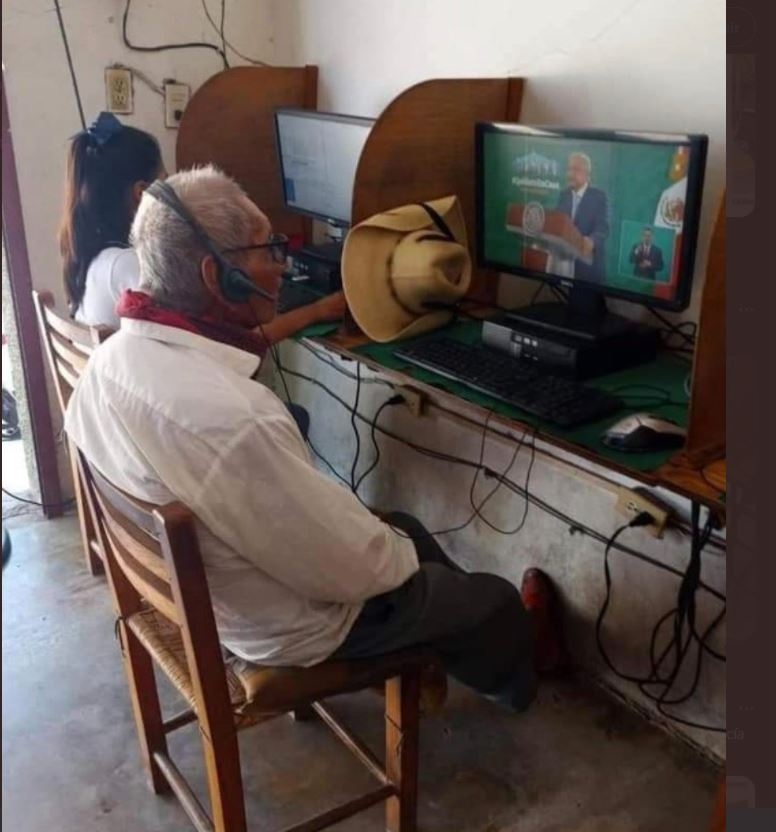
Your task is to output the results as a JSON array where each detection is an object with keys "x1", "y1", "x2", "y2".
[{"x1": 85, "y1": 112, "x2": 124, "y2": 148}]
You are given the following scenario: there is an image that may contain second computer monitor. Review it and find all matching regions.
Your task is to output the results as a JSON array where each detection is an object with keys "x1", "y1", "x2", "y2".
[{"x1": 275, "y1": 109, "x2": 374, "y2": 228}]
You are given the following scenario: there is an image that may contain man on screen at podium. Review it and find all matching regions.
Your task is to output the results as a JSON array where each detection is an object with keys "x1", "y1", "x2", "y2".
[{"x1": 549, "y1": 152, "x2": 609, "y2": 283}]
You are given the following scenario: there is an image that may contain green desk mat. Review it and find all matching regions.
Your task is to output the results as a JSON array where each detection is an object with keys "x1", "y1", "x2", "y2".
[
  {"x1": 293, "y1": 322, "x2": 341, "y2": 340},
  {"x1": 349, "y1": 320, "x2": 691, "y2": 474}
]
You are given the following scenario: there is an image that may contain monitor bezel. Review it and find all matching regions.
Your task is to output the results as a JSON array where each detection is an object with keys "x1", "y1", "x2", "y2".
[
  {"x1": 475, "y1": 122, "x2": 708, "y2": 313},
  {"x1": 274, "y1": 108, "x2": 375, "y2": 228}
]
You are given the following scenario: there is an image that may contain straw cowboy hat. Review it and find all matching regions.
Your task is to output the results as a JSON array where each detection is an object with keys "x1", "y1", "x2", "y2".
[{"x1": 342, "y1": 196, "x2": 472, "y2": 342}]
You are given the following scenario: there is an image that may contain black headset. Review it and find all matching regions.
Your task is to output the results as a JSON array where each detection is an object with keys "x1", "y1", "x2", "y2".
[{"x1": 145, "y1": 180, "x2": 277, "y2": 304}]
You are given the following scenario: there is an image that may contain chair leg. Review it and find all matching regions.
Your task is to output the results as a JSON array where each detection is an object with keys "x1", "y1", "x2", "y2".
[
  {"x1": 199, "y1": 717, "x2": 247, "y2": 832},
  {"x1": 120, "y1": 624, "x2": 171, "y2": 795},
  {"x1": 70, "y1": 447, "x2": 102, "y2": 576},
  {"x1": 385, "y1": 670, "x2": 421, "y2": 832}
]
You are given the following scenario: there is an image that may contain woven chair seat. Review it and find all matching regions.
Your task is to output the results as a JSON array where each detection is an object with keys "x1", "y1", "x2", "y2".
[{"x1": 127, "y1": 608, "x2": 443, "y2": 730}]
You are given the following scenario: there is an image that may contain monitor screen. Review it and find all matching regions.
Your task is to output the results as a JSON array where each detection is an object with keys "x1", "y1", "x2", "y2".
[
  {"x1": 476, "y1": 124, "x2": 707, "y2": 311},
  {"x1": 275, "y1": 109, "x2": 374, "y2": 227}
]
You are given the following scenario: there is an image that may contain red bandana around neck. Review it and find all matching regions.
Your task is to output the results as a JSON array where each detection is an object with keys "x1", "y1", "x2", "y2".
[{"x1": 116, "y1": 290, "x2": 268, "y2": 359}]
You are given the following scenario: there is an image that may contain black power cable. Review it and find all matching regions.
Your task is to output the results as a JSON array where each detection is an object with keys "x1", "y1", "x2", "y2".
[
  {"x1": 2, "y1": 486, "x2": 76, "y2": 512},
  {"x1": 218, "y1": 0, "x2": 228, "y2": 68},
  {"x1": 349, "y1": 362, "x2": 362, "y2": 491},
  {"x1": 353, "y1": 396, "x2": 403, "y2": 496},
  {"x1": 199, "y1": 0, "x2": 269, "y2": 66},
  {"x1": 271, "y1": 355, "x2": 725, "y2": 601},
  {"x1": 122, "y1": 0, "x2": 228, "y2": 69},
  {"x1": 53, "y1": 0, "x2": 86, "y2": 130},
  {"x1": 595, "y1": 506, "x2": 725, "y2": 732},
  {"x1": 278, "y1": 340, "x2": 727, "y2": 730}
]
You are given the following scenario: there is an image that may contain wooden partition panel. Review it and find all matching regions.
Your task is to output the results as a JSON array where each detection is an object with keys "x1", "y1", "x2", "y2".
[
  {"x1": 176, "y1": 66, "x2": 318, "y2": 241},
  {"x1": 685, "y1": 194, "x2": 726, "y2": 465},
  {"x1": 352, "y1": 77, "x2": 525, "y2": 302}
]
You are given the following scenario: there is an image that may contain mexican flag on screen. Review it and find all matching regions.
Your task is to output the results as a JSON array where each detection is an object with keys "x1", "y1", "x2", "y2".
[{"x1": 652, "y1": 146, "x2": 689, "y2": 301}]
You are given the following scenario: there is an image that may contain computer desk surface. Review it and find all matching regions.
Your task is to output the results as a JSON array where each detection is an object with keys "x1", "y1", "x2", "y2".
[{"x1": 295, "y1": 317, "x2": 726, "y2": 519}]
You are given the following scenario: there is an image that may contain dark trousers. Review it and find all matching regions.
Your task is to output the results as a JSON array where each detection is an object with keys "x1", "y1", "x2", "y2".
[{"x1": 334, "y1": 513, "x2": 536, "y2": 711}]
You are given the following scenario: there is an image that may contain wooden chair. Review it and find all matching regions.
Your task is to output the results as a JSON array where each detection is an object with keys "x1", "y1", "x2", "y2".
[
  {"x1": 80, "y1": 451, "x2": 433, "y2": 832},
  {"x1": 32, "y1": 290, "x2": 112, "y2": 575}
]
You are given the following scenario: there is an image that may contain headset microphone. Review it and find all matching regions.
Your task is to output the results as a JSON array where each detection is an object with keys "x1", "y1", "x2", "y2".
[{"x1": 146, "y1": 181, "x2": 278, "y2": 304}]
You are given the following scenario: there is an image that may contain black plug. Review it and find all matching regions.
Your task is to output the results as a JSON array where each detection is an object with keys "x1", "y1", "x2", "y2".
[{"x1": 629, "y1": 510, "x2": 654, "y2": 528}]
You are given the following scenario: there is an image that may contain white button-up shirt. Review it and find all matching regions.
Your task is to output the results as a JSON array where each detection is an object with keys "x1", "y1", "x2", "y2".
[{"x1": 65, "y1": 319, "x2": 419, "y2": 666}]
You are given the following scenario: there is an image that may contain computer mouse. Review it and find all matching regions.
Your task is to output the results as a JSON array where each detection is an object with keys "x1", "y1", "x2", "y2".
[{"x1": 602, "y1": 413, "x2": 687, "y2": 453}]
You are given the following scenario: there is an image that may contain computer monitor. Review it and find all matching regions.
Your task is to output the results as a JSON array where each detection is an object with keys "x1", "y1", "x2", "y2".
[
  {"x1": 476, "y1": 123, "x2": 708, "y2": 338},
  {"x1": 274, "y1": 109, "x2": 374, "y2": 229}
]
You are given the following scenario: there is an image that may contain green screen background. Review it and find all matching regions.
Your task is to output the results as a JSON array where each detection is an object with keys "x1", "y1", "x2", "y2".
[{"x1": 481, "y1": 132, "x2": 682, "y2": 299}]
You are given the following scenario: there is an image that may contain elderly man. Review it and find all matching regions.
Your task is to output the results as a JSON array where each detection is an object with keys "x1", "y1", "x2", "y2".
[{"x1": 66, "y1": 165, "x2": 564, "y2": 710}]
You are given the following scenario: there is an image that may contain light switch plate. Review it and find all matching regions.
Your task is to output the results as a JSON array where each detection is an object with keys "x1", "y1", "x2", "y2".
[{"x1": 164, "y1": 82, "x2": 190, "y2": 128}]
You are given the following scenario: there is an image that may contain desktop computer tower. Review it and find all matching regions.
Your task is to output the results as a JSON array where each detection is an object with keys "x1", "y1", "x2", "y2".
[{"x1": 482, "y1": 316, "x2": 660, "y2": 379}]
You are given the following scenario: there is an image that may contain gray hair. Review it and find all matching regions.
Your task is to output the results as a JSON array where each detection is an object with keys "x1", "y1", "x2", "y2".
[
  {"x1": 569, "y1": 152, "x2": 592, "y2": 174},
  {"x1": 131, "y1": 165, "x2": 256, "y2": 314}
]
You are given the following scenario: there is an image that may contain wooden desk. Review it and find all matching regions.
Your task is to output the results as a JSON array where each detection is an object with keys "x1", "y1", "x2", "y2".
[{"x1": 298, "y1": 320, "x2": 726, "y2": 519}]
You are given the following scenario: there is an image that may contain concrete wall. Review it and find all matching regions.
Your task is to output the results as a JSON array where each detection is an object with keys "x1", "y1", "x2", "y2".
[{"x1": 270, "y1": 0, "x2": 726, "y2": 757}]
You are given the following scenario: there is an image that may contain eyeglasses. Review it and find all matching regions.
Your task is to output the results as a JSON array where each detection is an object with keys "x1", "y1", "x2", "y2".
[{"x1": 223, "y1": 233, "x2": 289, "y2": 264}]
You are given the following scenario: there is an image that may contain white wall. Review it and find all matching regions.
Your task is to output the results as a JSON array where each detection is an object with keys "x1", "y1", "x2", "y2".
[
  {"x1": 2, "y1": 0, "x2": 280, "y2": 302},
  {"x1": 271, "y1": 0, "x2": 726, "y2": 757},
  {"x1": 276, "y1": 0, "x2": 725, "y2": 318}
]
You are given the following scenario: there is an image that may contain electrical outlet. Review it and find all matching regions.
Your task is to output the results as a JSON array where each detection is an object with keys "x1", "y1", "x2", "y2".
[
  {"x1": 615, "y1": 486, "x2": 672, "y2": 538},
  {"x1": 105, "y1": 67, "x2": 133, "y2": 114},
  {"x1": 397, "y1": 386, "x2": 427, "y2": 418},
  {"x1": 164, "y1": 82, "x2": 190, "y2": 128}
]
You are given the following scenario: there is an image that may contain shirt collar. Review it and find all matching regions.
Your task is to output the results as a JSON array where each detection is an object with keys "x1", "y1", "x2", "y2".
[
  {"x1": 120, "y1": 318, "x2": 261, "y2": 377},
  {"x1": 573, "y1": 182, "x2": 589, "y2": 199}
]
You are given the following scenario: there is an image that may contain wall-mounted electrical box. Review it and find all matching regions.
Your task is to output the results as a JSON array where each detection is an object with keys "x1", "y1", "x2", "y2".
[
  {"x1": 164, "y1": 82, "x2": 190, "y2": 128},
  {"x1": 105, "y1": 67, "x2": 133, "y2": 114}
]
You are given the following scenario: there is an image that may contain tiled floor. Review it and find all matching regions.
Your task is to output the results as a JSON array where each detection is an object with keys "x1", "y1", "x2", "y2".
[{"x1": 2, "y1": 513, "x2": 720, "y2": 831}]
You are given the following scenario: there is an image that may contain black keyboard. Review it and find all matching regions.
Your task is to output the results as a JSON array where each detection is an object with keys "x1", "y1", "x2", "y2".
[{"x1": 393, "y1": 337, "x2": 623, "y2": 428}]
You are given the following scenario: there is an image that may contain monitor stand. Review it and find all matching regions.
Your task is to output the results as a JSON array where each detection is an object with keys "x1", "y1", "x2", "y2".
[{"x1": 506, "y1": 286, "x2": 640, "y2": 342}]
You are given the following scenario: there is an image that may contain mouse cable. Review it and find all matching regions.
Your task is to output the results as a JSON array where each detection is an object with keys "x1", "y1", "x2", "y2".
[
  {"x1": 122, "y1": 0, "x2": 228, "y2": 69},
  {"x1": 273, "y1": 357, "x2": 726, "y2": 598}
]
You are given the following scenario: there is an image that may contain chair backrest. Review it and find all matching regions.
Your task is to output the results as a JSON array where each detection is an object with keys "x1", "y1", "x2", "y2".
[
  {"x1": 32, "y1": 290, "x2": 112, "y2": 416},
  {"x1": 79, "y1": 452, "x2": 235, "y2": 730}
]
